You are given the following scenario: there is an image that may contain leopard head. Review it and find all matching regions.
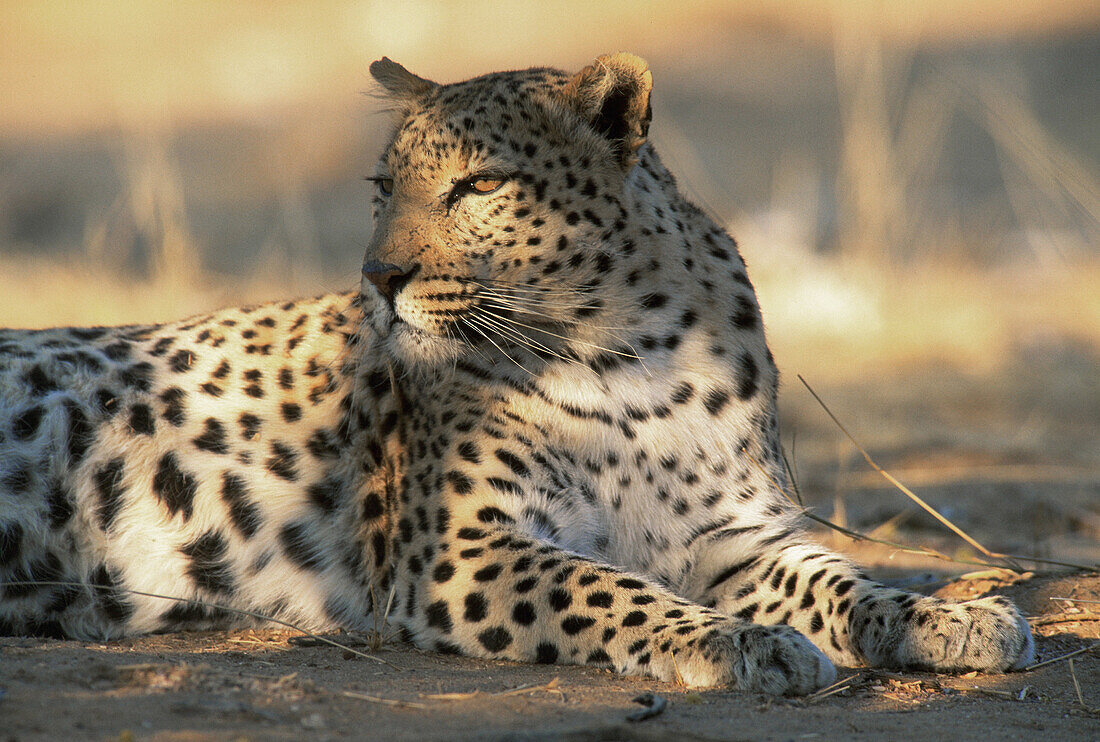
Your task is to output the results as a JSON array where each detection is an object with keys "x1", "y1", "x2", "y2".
[{"x1": 360, "y1": 53, "x2": 657, "y2": 372}]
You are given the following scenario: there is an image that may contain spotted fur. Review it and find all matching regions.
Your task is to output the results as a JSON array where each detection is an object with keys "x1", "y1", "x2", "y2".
[{"x1": 0, "y1": 54, "x2": 1032, "y2": 693}]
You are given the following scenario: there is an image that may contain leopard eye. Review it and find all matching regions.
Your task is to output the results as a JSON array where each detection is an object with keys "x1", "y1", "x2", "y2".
[
  {"x1": 367, "y1": 176, "x2": 394, "y2": 195},
  {"x1": 470, "y1": 177, "x2": 505, "y2": 194}
]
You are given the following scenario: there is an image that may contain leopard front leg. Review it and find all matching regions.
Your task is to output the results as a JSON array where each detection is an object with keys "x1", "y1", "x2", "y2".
[
  {"x1": 390, "y1": 524, "x2": 834, "y2": 693},
  {"x1": 689, "y1": 524, "x2": 1034, "y2": 673}
]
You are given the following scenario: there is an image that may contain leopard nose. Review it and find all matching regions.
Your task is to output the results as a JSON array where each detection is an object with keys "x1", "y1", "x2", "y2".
[{"x1": 362, "y1": 261, "x2": 416, "y2": 303}]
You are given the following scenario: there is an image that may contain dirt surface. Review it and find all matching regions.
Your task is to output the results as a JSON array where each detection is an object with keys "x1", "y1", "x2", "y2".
[{"x1": 1, "y1": 572, "x2": 1097, "y2": 741}]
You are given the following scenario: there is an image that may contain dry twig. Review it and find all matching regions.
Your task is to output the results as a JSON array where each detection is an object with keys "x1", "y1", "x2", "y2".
[
  {"x1": 342, "y1": 690, "x2": 427, "y2": 709},
  {"x1": 1029, "y1": 612, "x2": 1100, "y2": 627},
  {"x1": 1025, "y1": 642, "x2": 1100, "y2": 671}
]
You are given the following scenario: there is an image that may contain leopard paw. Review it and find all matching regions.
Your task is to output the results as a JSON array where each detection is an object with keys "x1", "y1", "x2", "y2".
[
  {"x1": 868, "y1": 595, "x2": 1034, "y2": 673},
  {"x1": 675, "y1": 622, "x2": 836, "y2": 694}
]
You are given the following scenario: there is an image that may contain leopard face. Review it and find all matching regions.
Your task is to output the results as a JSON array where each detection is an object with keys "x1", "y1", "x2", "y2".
[{"x1": 360, "y1": 60, "x2": 652, "y2": 372}]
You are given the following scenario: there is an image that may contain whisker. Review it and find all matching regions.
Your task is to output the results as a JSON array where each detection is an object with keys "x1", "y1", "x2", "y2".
[
  {"x1": 461, "y1": 317, "x2": 534, "y2": 376},
  {"x1": 469, "y1": 310, "x2": 585, "y2": 368},
  {"x1": 477, "y1": 305, "x2": 641, "y2": 360}
]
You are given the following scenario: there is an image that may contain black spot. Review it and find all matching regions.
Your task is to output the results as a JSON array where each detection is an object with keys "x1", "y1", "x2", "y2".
[
  {"x1": 94, "y1": 458, "x2": 126, "y2": 531},
  {"x1": 476, "y1": 506, "x2": 514, "y2": 525},
  {"x1": 703, "y1": 388, "x2": 731, "y2": 416},
  {"x1": 103, "y1": 341, "x2": 132, "y2": 361},
  {"x1": 12, "y1": 405, "x2": 44, "y2": 440},
  {"x1": 281, "y1": 402, "x2": 302, "y2": 423},
  {"x1": 220, "y1": 471, "x2": 261, "y2": 539},
  {"x1": 128, "y1": 403, "x2": 155, "y2": 435},
  {"x1": 731, "y1": 295, "x2": 759, "y2": 330},
  {"x1": 736, "y1": 352, "x2": 759, "y2": 400},
  {"x1": 180, "y1": 530, "x2": 236, "y2": 595},
  {"x1": 265, "y1": 441, "x2": 299, "y2": 481},
  {"x1": 474, "y1": 564, "x2": 503, "y2": 582},
  {"x1": 160, "y1": 387, "x2": 186, "y2": 426},
  {"x1": 640, "y1": 293, "x2": 667, "y2": 310},
  {"x1": 279, "y1": 521, "x2": 325, "y2": 571},
  {"x1": 371, "y1": 530, "x2": 387, "y2": 569},
  {"x1": 586, "y1": 649, "x2": 612, "y2": 665},
  {"x1": 464, "y1": 592, "x2": 488, "y2": 622},
  {"x1": 23, "y1": 365, "x2": 59, "y2": 397},
  {"x1": 456, "y1": 527, "x2": 486, "y2": 540},
  {"x1": 616, "y1": 578, "x2": 646, "y2": 590},
  {"x1": 622, "y1": 611, "x2": 647, "y2": 627},
  {"x1": 361, "y1": 491, "x2": 385, "y2": 520},
  {"x1": 446, "y1": 470, "x2": 474, "y2": 495},
  {"x1": 237, "y1": 411, "x2": 260, "y2": 441},
  {"x1": 486, "y1": 477, "x2": 522, "y2": 495},
  {"x1": 548, "y1": 588, "x2": 572, "y2": 611},
  {"x1": 169, "y1": 349, "x2": 195, "y2": 373},
  {"x1": 194, "y1": 417, "x2": 229, "y2": 454},
  {"x1": 495, "y1": 449, "x2": 530, "y2": 478},
  {"x1": 670, "y1": 382, "x2": 694, "y2": 404},
  {"x1": 0, "y1": 523, "x2": 23, "y2": 565},
  {"x1": 586, "y1": 591, "x2": 614, "y2": 608},
  {"x1": 306, "y1": 429, "x2": 339, "y2": 459},
  {"x1": 153, "y1": 452, "x2": 196, "y2": 521},
  {"x1": 90, "y1": 565, "x2": 134, "y2": 623},
  {"x1": 736, "y1": 604, "x2": 758, "y2": 621},
  {"x1": 95, "y1": 388, "x2": 120, "y2": 417},
  {"x1": 149, "y1": 336, "x2": 175, "y2": 356},
  {"x1": 70, "y1": 327, "x2": 108, "y2": 341},
  {"x1": 64, "y1": 402, "x2": 94, "y2": 464},
  {"x1": 46, "y1": 480, "x2": 74, "y2": 529},
  {"x1": 426, "y1": 601, "x2": 453, "y2": 633},
  {"x1": 512, "y1": 601, "x2": 536, "y2": 625},
  {"x1": 119, "y1": 362, "x2": 154, "y2": 392},
  {"x1": 433, "y1": 561, "x2": 455, "y2": 583},
  {"x1": 456, "y1": 441, "x2": 481, "y2": 464},
  {"x1": 477, "y1": 626, "x2": 513, "y2": 652},
  {"x1": 561, "y1": 615, "x2": 596, "y2": 635},
  {"x1": 707, "y1": 557, "x2": 759, "y2": 591},
  {"x1": 306, "y1": 477, "x2": 341, "y2": 513},
  {"x1": 534, "y1": 642, "x2": 558, "y2": 663}
]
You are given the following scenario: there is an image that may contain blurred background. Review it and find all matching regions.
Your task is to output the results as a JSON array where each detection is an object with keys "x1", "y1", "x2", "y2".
[{"x1": 1, "y1": 1, "x2": 1097, "y2": 569}]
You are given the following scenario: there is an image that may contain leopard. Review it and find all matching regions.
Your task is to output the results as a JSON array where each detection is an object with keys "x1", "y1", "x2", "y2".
[{"x1": 0, "y1": 53, "x2": 1033, "y2": 694}]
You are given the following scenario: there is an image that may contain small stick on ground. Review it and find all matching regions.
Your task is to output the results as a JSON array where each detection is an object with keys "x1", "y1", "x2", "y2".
[
  {"x1": 1069, "y1": 658, "x2": 1087, "y2": 709},
  {"x1": 422, "y1": 677, "x2": 562, "y2": 701},
  {"x1": 805, "y1": 674, "x2": 860, "y2": 704},
  {"x1": 342, "y1": 690, "x2": 428, "y2": 709},
  {"x1": 1030, "y1": 612, "x2": 1100, "y2": 627},
  {"x1": 1025, "y1": 642, "x2": 1100, "y2": 671}
]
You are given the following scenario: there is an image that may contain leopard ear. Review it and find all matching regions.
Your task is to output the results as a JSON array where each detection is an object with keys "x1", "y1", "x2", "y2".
[
  {"x1": 563, "y1": 53, "x2": 653, "y2": 170},
  {"x1": 369, "y1": 57, "x2": 437, "y2": 104}
]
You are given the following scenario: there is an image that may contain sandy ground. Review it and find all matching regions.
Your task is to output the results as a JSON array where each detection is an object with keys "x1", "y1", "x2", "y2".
[
  {"x1": 2, "y1": 356, "x2": 1099, "y2": 741},
  {"x1": 1, "y1": 572, "x2": 1097, "y2": 741}
]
